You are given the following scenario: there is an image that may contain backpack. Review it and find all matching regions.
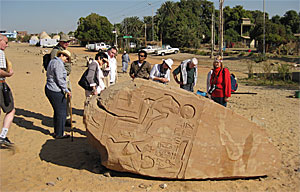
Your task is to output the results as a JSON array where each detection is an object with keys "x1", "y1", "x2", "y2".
[
  {"x1": 42, "y1": 53, "x2": 51, "y2": 71},
  {"x1": 219, "y1": 68, "x2": 238, "y2": 93},
  {"x1": 230, "y1": 73, "x2": 238, "y2": 92},
  {"x1": 78, "y1": 68, "x2": 98, "y2": 91},
  {"x1": 43, "y1": 47, "x2": 59, "y2": 71}
]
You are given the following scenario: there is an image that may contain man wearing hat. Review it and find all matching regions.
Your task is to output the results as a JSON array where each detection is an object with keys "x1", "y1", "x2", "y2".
[
  {"x1": 50, "y1": 33, "x2": 72, "y2": 126},
  {"x1": 149, "y1": 58, "x2": 173, "y2": 84},
  {"x1": 173, "y1": 58, "x2": 198, "y2": 92}
]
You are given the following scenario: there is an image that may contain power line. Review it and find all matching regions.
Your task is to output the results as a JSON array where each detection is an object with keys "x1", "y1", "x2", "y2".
[{"x1": 109, "y1": 0, "x2": 163, "y2": 23}]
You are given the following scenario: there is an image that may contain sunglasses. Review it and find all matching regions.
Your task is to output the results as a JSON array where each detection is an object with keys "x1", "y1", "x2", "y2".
[{"x1": 139, "y1": 55, "x2": 146, "y2": 58}]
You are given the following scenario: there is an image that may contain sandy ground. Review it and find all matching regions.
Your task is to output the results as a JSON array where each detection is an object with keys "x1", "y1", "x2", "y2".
[{"x1": 0, "y1": 43, "x2": 299, "y2": 192}]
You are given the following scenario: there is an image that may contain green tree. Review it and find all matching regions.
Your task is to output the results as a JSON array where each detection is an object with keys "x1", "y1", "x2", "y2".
[
  {"x1": 75, "y1": 13, "x2": 113, "y2": 45},
  {"x1": 250, "y1": 20, "x2": 287, "y2": 52},
  {"x1": 280, "y1": 10, "x2": 300, "y2": 34},
  {"x1": 120, "y1": 16, "x2": 144, "y2": 38},
  {"x1": 271, "y1": 15, "x2": 281, "y2": 25},
  {"x1": 156, "y1": 0, "x2": 213, "y2": 48},
  {"x1": 223, "y1": 5, "x2": 253, "y2": 45}
]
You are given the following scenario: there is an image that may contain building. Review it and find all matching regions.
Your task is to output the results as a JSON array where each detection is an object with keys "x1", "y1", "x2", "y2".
[
  {"x1": 240, "y1": 18, "x2": 255, "y2": 48},
  {"x1": 0, "y1": 30, "x2": 17, "y2": 38}
]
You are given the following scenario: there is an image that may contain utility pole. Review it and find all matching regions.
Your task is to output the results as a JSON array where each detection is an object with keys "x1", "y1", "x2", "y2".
[
  {"x1": 210, "y1": 5, "x2": 215, "y2": 58},
  {"x1": 145, "y1": 23, "x2": 147, "y2": 46},
  {"x1": 113, "y1": 24, "x2": 117, "y2": 48},
  {"x1": 125, "y1": 19, "x2": 128, "y2": 50},
  {"x1": 263, "y1": 0, "x2": 266, "y2": 55},
  {"x1": 148, "y1": 3, "x2": 154, "y2": 42},
  {"x1": 219, "y1": 0, "x2": 224, "y2": 57}
]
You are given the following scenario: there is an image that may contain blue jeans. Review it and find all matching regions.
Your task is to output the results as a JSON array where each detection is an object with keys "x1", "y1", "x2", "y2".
[
  {"x1": 212, "y1": 96, "x2": 227, "y2": 107},
  {"x1": 180, "y1": 83, "x2": 194, "y2": 92},
  {"x1": 45, "y1": 87, "x2": 67, "y2": 137},
  {"x1": 122, "y1": 62, "x2": 128, "y2": 72}
]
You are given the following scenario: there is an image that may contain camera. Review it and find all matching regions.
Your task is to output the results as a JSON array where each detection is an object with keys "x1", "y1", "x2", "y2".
[{"x1": 208, "y1": 84, "x2": 217, "y2": 95}]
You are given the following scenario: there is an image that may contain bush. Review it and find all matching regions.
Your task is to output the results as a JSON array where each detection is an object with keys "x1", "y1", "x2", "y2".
[
  {"x1": 254, "y1": 54, "x2": 268, "y2": 63},
  {"x1": 247, "y1": 61, "x2": 254, "y2": 78},
  {"x1": 195, "y1": 50, "x2": 206, "y2": 55},
  {"x1": 277, "y1": 64, "x2": 291, "y2": 81}
]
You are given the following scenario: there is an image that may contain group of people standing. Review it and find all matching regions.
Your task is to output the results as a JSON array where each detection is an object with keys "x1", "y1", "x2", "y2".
[
  {"x1": 0, "y1": 33, "x2": 232, "y2": 144},
  {"x1": 124, "y1": 49, "x2": 231, "y2": 107}
]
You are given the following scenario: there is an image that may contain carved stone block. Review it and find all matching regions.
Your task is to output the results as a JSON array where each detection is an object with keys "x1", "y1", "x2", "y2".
[{"x1": 84, "y1": 79, "x2": 280, "y2": 179}]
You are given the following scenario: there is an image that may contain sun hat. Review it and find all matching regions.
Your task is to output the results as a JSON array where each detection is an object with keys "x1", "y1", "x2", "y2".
[
  {"x1": 163, "y1": 58, "x2": 173, "y2": 69},
  {"x1": 191, "y1": 58, "x2": 198, "y2": 65},
  {"x1": 57, "y1": 50, "x2": 71, "y2": 61},
  {"x1": 60, "y1": 34, "x2": 70, "y2": 42}
]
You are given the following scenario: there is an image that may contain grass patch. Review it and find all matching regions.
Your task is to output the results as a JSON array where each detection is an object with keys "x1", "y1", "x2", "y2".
[{"x1": 239, "y1": 77, "x2": 300, "y2": 89}]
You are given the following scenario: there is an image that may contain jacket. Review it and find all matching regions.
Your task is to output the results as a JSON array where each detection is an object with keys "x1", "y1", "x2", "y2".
[
  {"x1": 46, "y1": 57, "x2": 69, "y2": 93},
  {"x1": 209, "y1": 67, "x2": 231, "y2": 98},
  {"x1": 129, "y1": 60, "x2": 151, "y2": 79}
]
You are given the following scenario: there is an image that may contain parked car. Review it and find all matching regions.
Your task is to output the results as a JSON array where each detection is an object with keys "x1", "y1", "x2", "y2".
[
  {"x1": 142, "y1": 45, "x2": 161, "y2": 54},
  {"x1": 86, "y1": 42, "x2": 109, "y2": 52},
  {"x1": 130, "y1": 42, "x2": 136, "y2": 48},
  {"x1": 155, "y1": 45, "x2": 179, "y2": 56}
]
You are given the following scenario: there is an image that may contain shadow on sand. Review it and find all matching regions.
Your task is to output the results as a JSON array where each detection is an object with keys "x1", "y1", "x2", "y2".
[
  {"x1": 38, "y1": 137, "x2": 173, "y2": 180},
  {"x1": 14, "y1": 107, "x2": 86, "y2": 137},
  {"x1": 39, "y1": 137, "x2": 263, "y2": 181}
]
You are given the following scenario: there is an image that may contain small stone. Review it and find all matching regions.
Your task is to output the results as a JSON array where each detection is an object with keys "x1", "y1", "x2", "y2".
[
  {"x1": 57, "y1": 177, "x2": 63, "y2": 181},
  {"x1": 138, "y1": 183, "x2": 146, "y2": 188},
  {"x1": 46, "y1": 181, "x2": 55, "y2": 186},
  {"x1": 159, "y1": 183, "x2": 167, "y2": 189},
  {"x1": 103, "y1": 171, "x2": 111, "y2": 177}
]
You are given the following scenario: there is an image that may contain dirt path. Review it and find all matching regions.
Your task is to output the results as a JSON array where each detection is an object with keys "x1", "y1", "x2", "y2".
[{"x1": 0, "y1": 43, "x2": 299, "y2": 192}]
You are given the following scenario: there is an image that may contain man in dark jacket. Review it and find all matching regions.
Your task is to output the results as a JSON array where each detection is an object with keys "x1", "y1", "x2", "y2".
[{"x1": 129, "y1": 50, "x2": 151, "y2": 79}]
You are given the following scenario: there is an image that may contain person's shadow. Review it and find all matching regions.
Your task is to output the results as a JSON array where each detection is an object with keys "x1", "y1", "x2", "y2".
[
  {"x1": 14, "y1": 107, "x2": 86, "y2": 136},
  {"x1": 14, "y1": 108, "x2": 52, "y2": 135}
]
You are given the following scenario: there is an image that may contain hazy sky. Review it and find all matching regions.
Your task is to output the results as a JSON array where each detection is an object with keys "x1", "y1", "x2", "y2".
[{"x1": 0, "y1": 0, "x2": 299, "y2": 34}]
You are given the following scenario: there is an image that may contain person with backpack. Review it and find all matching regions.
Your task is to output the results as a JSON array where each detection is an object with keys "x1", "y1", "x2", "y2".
[
  {"x1": 173, "y1": 58, "x2": 198, "y2": 92},
  {"x1": 84, "y1": 52, "x2": 108, "y2": 97},
  {"x1": 207, "y1": 55, "x2": 231, "y2": 107},
  {"x1": 50, "y1": 33, "x2": 72, "y2": 126},
  {"x1": 129, "y1": 50, "x2": 151, "y2": 80},
  {"x1": 45, "y1": 50, "x2": 72, "y2": 139}
]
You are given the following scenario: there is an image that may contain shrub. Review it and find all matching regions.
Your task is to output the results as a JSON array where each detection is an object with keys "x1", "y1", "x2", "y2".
[
  {"x1": 277, "y1": 64, "x2": 291, "y2": 81},
  {"x1": 254, "y1": 54, "x2": 268, "y2": 63}
]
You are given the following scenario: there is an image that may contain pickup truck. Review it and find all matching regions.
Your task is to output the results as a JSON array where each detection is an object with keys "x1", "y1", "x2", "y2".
[
  {"x1": 142, "y1": 45, "x2": 160, "y2": 54},
  {"x1": 155, "y1": 45, "x2": 179, "y2": 56},
  {"x1": 86, "y1": 42, "x2": 110, "y2": 52}
]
